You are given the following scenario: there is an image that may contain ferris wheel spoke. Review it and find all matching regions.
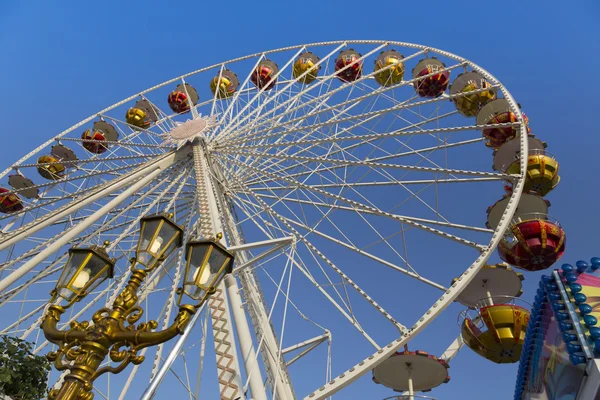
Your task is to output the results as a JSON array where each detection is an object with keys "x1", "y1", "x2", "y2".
[
  {"x1": 230, "y1": 93, "x2": 336, "y2": 184},
  {"x1": 229, "y1": 89, "x2": 339, "y2": 183},
  {"x1": 231, "y1": 194, "x2": 352, "y2": 311},
  {"x1": 235, "y1": 190, "x2": 407, "y2": 336},
  {"x1": 221, "y1": 42, "x2": 415, "y2": 143},
  {"x1": 0, "y1": 160, "x2": 150, "y2": 212},
  {"x1": 223, "y1": 157, "x2": 487, "y2": 251},
  {"x1": 60, "y1": 136, "x2": 170, "y2": 153},
  {"x1": 1, "y1": 158, "x2": 168, "y2": 229},
  {"x1": 218, "y1": 43, "x2": 349, "y2": 141},
  {"x1": 219, "y1": 47, "x2": 306, "y2": 135},
  {"x1": 231, "y1": 197, "x2": 385, "y2": 349},
  {"x1": 253, "y1": 192, "x2": 492, "y2": 235},
  {"x1": 227, "y1": 174, "x2": 408, "y2": 330},
  {"x1": 219, "y1": 57, "x2": 465, "y2": 148},
  {"x1": 219, "y1": 122, "x2": 513, "y2": 155},
  {"x1": 242, "y1": 181, "x2": 449, "y2": 286},
  {"x1": 226, "y1": 149, "x2": 457, "y2": 230},
  {"x1": 249, "y1": 175, "x2": 504, "y2": 192},
  {"x1": 226, "y1": 150, "x2": 509, "y2": 180},
  {"x1": 238, "y1": 109, "x2": 463, "y2": 189},
  {"x1": 243, "y1": 75, "x2": 383, "y2": 177},
  {"x1": 0, "y1": 151, "x2": 181, "y2": 250},
  {"x1": 323, "y1": 139, "x2": 460, "y2": 224},
  {"x1": 0, "y1": 159, "x2": 192, "y2": 325},
  {"x1": 249, "y1": 193, "x2": 447, "y2": 290}
]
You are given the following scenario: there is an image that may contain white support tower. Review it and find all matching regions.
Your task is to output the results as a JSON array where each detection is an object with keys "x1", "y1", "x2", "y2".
[
  {"x1": 208, "y1": 145, "x2": 297, "y2": 400},
  {"x1": 193, "y1": 141, "x2": 247, "y2": 400}
]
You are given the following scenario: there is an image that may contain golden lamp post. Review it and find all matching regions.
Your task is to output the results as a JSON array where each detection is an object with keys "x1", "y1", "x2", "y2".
[{"x1": 41, "y1": 213, "x2": 234, "y2": 400}]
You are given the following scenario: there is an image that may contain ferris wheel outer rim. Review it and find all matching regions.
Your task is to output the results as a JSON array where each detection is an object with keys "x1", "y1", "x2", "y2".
[
  {"x1": 0, "y1": 40, "x2": 528, "y2": 398},
  {"x1": 3, "y1": 39, "x2": 508, "y2": 181},
  {"x1": 301, "y1": 51, "x2": 528, "y2": 399}
]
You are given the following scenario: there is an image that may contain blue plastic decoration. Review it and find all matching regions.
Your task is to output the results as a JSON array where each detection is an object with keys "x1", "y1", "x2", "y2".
[
  {"x1": 595, "y1": 339, "x2": 600, "y2": 352},
  {"x1": 563, "y1": 332, "x2": 578, "y2": 342},
  {"x1": 546, "y1": 282, "x2": 558, "y2": 290},
  {"x1": 569, "y1": 353, "x2": 587, "y2": 365},
  {"x1": 567, "y1": 343, "x2": 583, "y2": 353},
  {"x1": 551, "y1": 302, "x2": 565, "y2": 312},
  {"x1": 559, "y1": 321, "x2": 574, "y2": 331},
  {"x1": 556, "y1": 312, "x2": 569, "y2": 321},
  {"x1": 579, "y1": 304, "x2": 593, "y2": 315},
  {"x1": 574, "y1": 293, "x2": 588, "y2": 304},
  {"x1": 577, "y1": 261, "x2": 589, "y2": 273},
  {"x1": 566, "y1": 273, "x2": 579, "y2": 284},
  {"x1": 584, "y1": 315, "x2": 598, "y2": 327},
  {"x1": 589, "y1": 327, "x2": 600, "y2": 340},
  {"x1": 570, "y1": 283, "x2": 583, "y2": 293},
  {"x1": 562, "y1": 264, "x2": 575, "y2": 273},
  {"x1": 549, "y1": 293, "x2": 561, "y2": 301}
]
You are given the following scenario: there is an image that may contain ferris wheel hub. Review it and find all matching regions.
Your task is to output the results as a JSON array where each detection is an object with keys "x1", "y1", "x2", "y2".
[{"x1": 165, "y1": 115, "x2": 219, "y2": 148}]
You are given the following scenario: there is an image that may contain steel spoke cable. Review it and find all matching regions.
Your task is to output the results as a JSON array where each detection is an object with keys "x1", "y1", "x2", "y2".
[
  {"x1": 226, "y1": 171, "x2": 405, "y2": 335},
  {"x1": 218, "y1": 43, "x2": 421, "y2": 143},
  {"x1": 237, "y1": 109, "x2": 462, "y2": 189},
  {"x1": 218, "y1": 59, "x2": 467, "y2": 147},
  {"x1": 223, "y1": 157, "x2": 487, "y2": 250}
]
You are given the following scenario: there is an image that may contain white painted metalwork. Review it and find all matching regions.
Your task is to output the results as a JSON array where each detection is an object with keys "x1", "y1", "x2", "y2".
[{"x1": 0, "y1": 41, "x2": 528, "y2": 400}]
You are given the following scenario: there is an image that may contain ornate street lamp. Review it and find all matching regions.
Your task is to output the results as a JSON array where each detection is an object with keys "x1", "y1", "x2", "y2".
[
  {"x1": 41, "y1": 213, "x2": 204, "y2": 400},
  {"x1": 178, "y1": 235, "x2": 235, "y2": 307},
  {"x1": 51, "y1": 242, "x2": 115, "y2": 307}
]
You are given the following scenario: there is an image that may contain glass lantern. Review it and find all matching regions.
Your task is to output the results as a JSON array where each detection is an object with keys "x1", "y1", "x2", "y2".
[
  {"x1": 53, "y1": 245, "x2": 115, "y2": 306},
  {"x1": 135, "y1": 213, "x2": 183, "y2": 271},
  {"x1": 178, "y1": 240, "x2": 234, "y2": 306}
]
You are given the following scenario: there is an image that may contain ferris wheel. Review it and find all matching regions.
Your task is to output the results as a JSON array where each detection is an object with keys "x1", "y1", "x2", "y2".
[{"x1": 0, "y1": 40, "x2": 562, "y2": 400}]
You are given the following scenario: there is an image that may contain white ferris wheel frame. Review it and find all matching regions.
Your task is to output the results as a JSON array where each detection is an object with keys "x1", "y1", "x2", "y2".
[{"x1": 0, "y1": 40, "x2": 528, "y2": 400}]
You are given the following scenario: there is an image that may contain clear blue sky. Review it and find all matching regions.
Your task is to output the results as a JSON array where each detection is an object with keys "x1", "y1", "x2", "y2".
[{"x1": 1, "y1": 1, "x2": 599, "y2": 399}]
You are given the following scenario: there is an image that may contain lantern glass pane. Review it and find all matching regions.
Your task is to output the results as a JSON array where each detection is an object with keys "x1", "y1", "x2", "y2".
[
  {"x1": 83, "y1": 254, "x2": 111, "y2": 294},
  {"x1": 183, "y1": 243, "x2": 210, "y2": 300},
  {"x1": 57, "y1": 252, "x2": 89, "y2": 301},
  {"x1": 138, "y1": 219, "x2": 160, "y2": 252},
  {"x1": 205, "y1": 247, "x2": 230, "y2": 287},
  {"x1": 137, "y1": 219, "x2": 161, "y2": 267},
  {"x1": 136, "y1": 218, "x2": 182, "y2": 270},
  {"x1": 158, "y1": 222, "x2": 182, "y2": 259}
]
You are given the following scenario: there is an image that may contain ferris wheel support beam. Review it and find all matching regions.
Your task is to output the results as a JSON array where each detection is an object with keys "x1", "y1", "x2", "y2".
[
  {"x1": 231, "y1": 237, "x2": 295, "y2": 274},
  {"x1": 191, "y1": 141, "x2": 248, "y2": 400},
  {"x1": 0, "y1": 150, "x2": 180, "y2": 251},
  {"x1": 0, "y1": 154, "x2": 179, "y2": 293},
  {"x1": 439, "y1": 335, "x2": 464, "y2": 362},
  {"x1": 139, "y1": 304, "x2": 207, "y2": 400},
  {"x1": 207, "y1": 148, "x2": 297, "y2": 399}
]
